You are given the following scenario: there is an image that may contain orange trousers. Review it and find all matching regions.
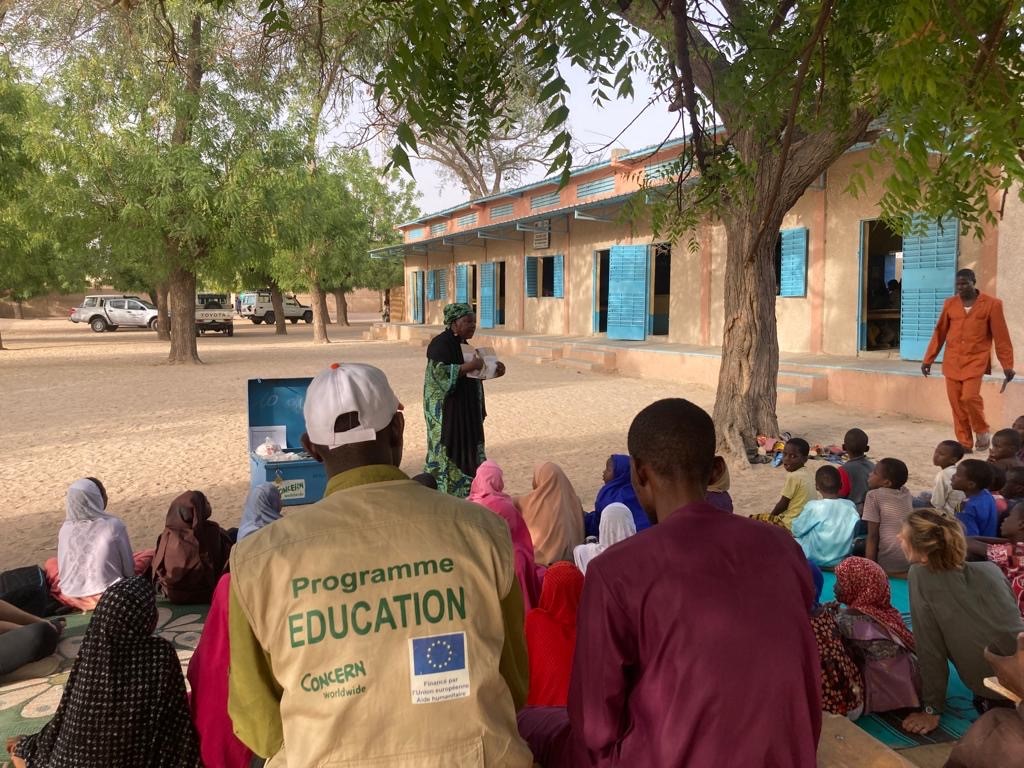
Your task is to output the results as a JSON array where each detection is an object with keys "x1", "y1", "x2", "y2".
[{"x1": 945, "y1": 376, "x2": 990, "y2": 450}]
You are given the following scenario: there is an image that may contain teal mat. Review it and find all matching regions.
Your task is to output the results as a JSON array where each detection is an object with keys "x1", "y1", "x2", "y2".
[{"x1": 820, "y1": 571, "x2": 978, "y2": 748}]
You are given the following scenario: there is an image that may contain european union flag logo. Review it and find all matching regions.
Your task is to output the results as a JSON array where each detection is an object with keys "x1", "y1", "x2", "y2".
[{"x1": 411, "y1": 632, "x2": 466, "y2": 676}]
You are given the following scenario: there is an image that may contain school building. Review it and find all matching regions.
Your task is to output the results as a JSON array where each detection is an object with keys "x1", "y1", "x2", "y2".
[{"x1": 370, "y1": 138, "x2": 1024, "y2": 426}]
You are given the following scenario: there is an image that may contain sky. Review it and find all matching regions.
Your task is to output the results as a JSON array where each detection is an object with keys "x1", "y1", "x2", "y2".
[{"x1": 335, "y1": 62, "x2": 686, "y2": 216}]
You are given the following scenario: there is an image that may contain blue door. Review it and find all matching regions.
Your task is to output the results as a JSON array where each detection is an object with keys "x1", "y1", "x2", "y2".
[
  {"x1": 900, "y1": 216, "x2": 958, "y2": 361},
  {"x1": 479, "y1": 262, "x2": 495, "y2": 328},
  {"x1": 607, "y1": 245, "x2": 649, "y2": 341},
  {"x1": 412, "y1": 271, "x2": 425, "y2": 324}
]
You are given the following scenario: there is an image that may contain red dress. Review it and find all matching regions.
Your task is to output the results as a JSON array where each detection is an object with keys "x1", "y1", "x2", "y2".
[{"x1": 525, "y1": 562, "x2": 584, "y2": 706}]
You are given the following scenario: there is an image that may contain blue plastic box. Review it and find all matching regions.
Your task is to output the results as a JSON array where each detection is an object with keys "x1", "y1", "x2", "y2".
[{"x1": 247, "y1": 377, "x2": 327, "y2": 507}]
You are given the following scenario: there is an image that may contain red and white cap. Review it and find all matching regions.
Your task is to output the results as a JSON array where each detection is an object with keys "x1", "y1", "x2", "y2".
[{"x1": 303, "y1": 363, "x2": 401, "y2": 448}]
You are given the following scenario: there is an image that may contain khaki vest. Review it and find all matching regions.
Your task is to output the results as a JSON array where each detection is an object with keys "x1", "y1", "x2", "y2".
[{"x1": 231, "y1": 478, "x2": 533, "y2": 768}]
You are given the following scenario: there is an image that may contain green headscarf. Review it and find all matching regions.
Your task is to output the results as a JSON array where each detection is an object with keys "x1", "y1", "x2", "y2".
[{"x1": 443, "y1": 303, "x2": 473, "y2": 327}]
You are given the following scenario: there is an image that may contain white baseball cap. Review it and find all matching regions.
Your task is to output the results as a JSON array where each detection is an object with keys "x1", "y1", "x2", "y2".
[{"x1": 303, "y1": 363, "x2": 401, "y2": 448}]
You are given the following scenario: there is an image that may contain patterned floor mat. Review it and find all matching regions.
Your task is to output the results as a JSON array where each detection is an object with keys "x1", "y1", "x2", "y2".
[{"x1": 0, "y1": 601, "x2": 206, "y2": 767}]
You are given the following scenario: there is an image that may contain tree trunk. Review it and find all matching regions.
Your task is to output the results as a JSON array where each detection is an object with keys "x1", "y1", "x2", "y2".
[
  {"x1": 0, "y1": 328, "x2": 6, "y2": 349},
  {"x1": 383, "y1": 288, "x2": 391, "y2": 322},
  {"x1": 167, "y1": 266, "x2": 201, "y2": 364},
  {"x1": 332, "y1": 288, "x2": 349, "y2": 326},
  {"x1": 12, "y1": 300, "x2": 23, "y2": 320},
  {"x1": 268, "y1": 280, "x2": 287, "y2": 335},
  {"x1": 155, "y1": 282, "x2": 171, "y2": 340},
  {"x1": 311, "y1": 282, "x2": 330, "y2": 344},
  {"x1": 712, "y1": 204, "x2": 787, "y2": 461}
]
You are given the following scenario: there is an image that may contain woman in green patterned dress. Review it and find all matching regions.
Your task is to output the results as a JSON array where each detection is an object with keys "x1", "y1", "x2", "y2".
[{"x1": 423, "y1": 303, "x2": 506, "y2": 496}]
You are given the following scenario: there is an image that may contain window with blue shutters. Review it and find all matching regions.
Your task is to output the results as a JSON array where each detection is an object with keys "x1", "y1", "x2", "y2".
[
  {"x1": 529, "y1": 255, "x2": 564, "y2": 298},
  {"x1": 490, "y1": 202, "x2": 514, "y2": 219},
  {"x1": 426, "y1": 269, "x2": 436, "y2": 300},
  {"x1": 775, "y1": 228, "x2": 808, "y2": 297},
  {"x1": 436, "y1": 269, "x2": 448, "y2": 300},
  {"x1": 525, "y1": 257, "x2": 538, "y2": 298},
  {"x1": 576, "y1": 176, "x2": 615, "y2": 199}
]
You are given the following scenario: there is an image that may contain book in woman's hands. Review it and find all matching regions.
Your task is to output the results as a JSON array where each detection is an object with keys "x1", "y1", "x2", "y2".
[{"x1": 462, "y1": 344, "x2": 499, "y2": 379}]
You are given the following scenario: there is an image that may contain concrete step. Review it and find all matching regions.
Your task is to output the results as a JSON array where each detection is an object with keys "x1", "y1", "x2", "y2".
[
  {"x1": 563, "y1": 345, "x2": 616, "y2": 368},
  {"x1": 525, "y1": 344, "x2": 562, "y2": 361},
  {"x1": 519, "y1": 353, "x2": 556, "y2": 365},
  {"x1": 778, "y1": 370, "x2": 829, "y2": 400},
  {"x1": 552, "y1": 357, "x2": 614, "y2": 374},
  {"x1": 777, "y1": 385, "x2": 819, "y2": 405}
]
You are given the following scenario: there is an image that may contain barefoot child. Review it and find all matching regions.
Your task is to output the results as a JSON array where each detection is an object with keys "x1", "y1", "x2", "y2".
[
  {"x1": 953, "y1": 460, "x2": 999, "y2": 537},
  {"x1": 792, "y1": 465, "x2": 859, "y2": 566},
  {"x1": 842, "y1": 429, "x2": 874, "y2": 513},
  {"x1": 913, "y1": 440, "x2": 965, "y2": 517},
  {"x1": 864, "y1": 458, "x2": 913, "y2": 574},
  {"x1": 764, "y1": 438, "x2": 816, "y2": 529}
]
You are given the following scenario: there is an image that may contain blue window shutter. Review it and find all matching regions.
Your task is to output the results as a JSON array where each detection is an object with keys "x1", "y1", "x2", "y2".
[
  {"x1": 525, "y1": 257, "x2": 538, "y2": 298},
  {"x1": 900, "y1": 215, "x2": 959, "y2": 361},
  {"x1": 553, "y1": 254, "x2": 564, "y2": 298},
  {"x1": 479, "y1": 263, "x2": 496, "y2": 328},
  {"x1": 413, "y1": 271, "x2": 425, "y2": 323},
  {"x1": 426, "y1": 270, "x2": 436, "y2": 301},
  {"x1": 778, "y1": 228, "x2": 808, "y2": 297},
  {"x1": 607, "y1": 245, "x2": 649, "y2": 341},
  {"x1": 455, "y1": 265, "x2": 468, "y2": 303},
  {"x1": 438, "y1": 269, "x2": 448, "y2": 300}
]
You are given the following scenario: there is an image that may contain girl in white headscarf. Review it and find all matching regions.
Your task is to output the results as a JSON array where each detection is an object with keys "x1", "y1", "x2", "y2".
[
  {"x1": 573, "y1": 502, "x2": 637, "y2": 575},
  {"x1": 45, "y1": 478, "x2": 138, "y2": 611}
]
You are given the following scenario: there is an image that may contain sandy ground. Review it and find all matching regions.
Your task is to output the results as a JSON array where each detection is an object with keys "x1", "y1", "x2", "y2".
[{"x1": 0, "y1": 316, "x2": 985, "y2": 569}]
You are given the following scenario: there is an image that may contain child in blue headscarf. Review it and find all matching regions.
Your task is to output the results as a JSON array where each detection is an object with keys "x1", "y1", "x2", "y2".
[
  {"x1": 237, "y1": 483, "x2": 283, "y2": 542},
  {"x1": 584, "y1": 455, "x2": 651, "y2": 538}
]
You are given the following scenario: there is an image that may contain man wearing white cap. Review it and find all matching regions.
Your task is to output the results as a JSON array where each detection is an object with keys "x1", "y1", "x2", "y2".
[{"x1": 227, "y1": 362, "x2": 532, "y2": 767}]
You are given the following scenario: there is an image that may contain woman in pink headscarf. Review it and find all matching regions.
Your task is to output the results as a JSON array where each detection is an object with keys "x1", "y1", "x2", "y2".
[{"x1": 469, "y1": 461, "x2": 543, "y2": 611}]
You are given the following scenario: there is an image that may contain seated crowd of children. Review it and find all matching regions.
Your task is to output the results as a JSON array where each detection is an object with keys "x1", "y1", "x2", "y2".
[{"x1": 2, "y1": 413, "x2": 1024, "y2": 767}]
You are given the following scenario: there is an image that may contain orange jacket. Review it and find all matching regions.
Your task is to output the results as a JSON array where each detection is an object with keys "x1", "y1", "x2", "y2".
[{"x1": 924, "y1": 292, "x2": 1014, "y2": 380}]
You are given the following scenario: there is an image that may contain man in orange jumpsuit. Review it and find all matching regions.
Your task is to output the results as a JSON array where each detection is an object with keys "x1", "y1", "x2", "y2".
[{"x1": 922, "y1": 268, "x2": 1015, "y2": 453}]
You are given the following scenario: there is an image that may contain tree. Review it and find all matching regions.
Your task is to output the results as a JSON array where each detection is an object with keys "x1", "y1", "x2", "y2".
[
  {"x1": 368, "y1": 0, "x2": 1024, "y2": 460},
  {"x1": 372, "y1": 89, "x2": 570, "y2": 198}
]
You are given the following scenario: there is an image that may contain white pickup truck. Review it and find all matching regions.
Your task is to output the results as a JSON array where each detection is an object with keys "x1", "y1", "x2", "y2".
[
  {"x1": 195, "y1": 294, "x2": 235, "y2": 336},
  {"x1": 239, "y1": 291, "x2": 313, "y2": 325}
]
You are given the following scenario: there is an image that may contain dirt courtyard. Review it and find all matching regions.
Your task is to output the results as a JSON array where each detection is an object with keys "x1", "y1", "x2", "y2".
[{"x1": 0, "y1": 317, "x2": 978, "y2": 569}]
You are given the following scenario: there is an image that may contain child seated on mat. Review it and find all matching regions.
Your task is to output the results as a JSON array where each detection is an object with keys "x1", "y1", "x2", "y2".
[
  {"x1": 990, "y1": 428, "x2": 1024, "y2": 473},
  {"x1": 1002, "y1": 467, "x2": 1024, "y2": 514},
  {"x1": 1014, "y1": 415, "x2": 1024, "y2": 463},
  {"x1": 760, "y1": 438, "x2": 816, "y2": 530},
  {"x1": 807, "y1": 561, "x2": 864, "y2": 717},
  {"x1": 953, "y1": 460, "x2": 1000, "y2": 537},
  {"x1": 792, "y1": 465, "x2": 859, "y2": 566},
  {"x1": 966, "y1": 501, "x2": 1024, "y2": 619},
  {"x1": 898, "y1": 510, "x2": 1024, "y2": 736},
  {"x1": 841, "y1": 429, "x2": 874, "y2": 514},
  {"x1": 864, "y1": 458, "x2": 913, "y2": 574},
  {"x1": 832, "y1": 557, "x2": 920, "y2": 715},
  {"x1": 913, "y1": 440, "x2": 965, "y2": 517}
]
